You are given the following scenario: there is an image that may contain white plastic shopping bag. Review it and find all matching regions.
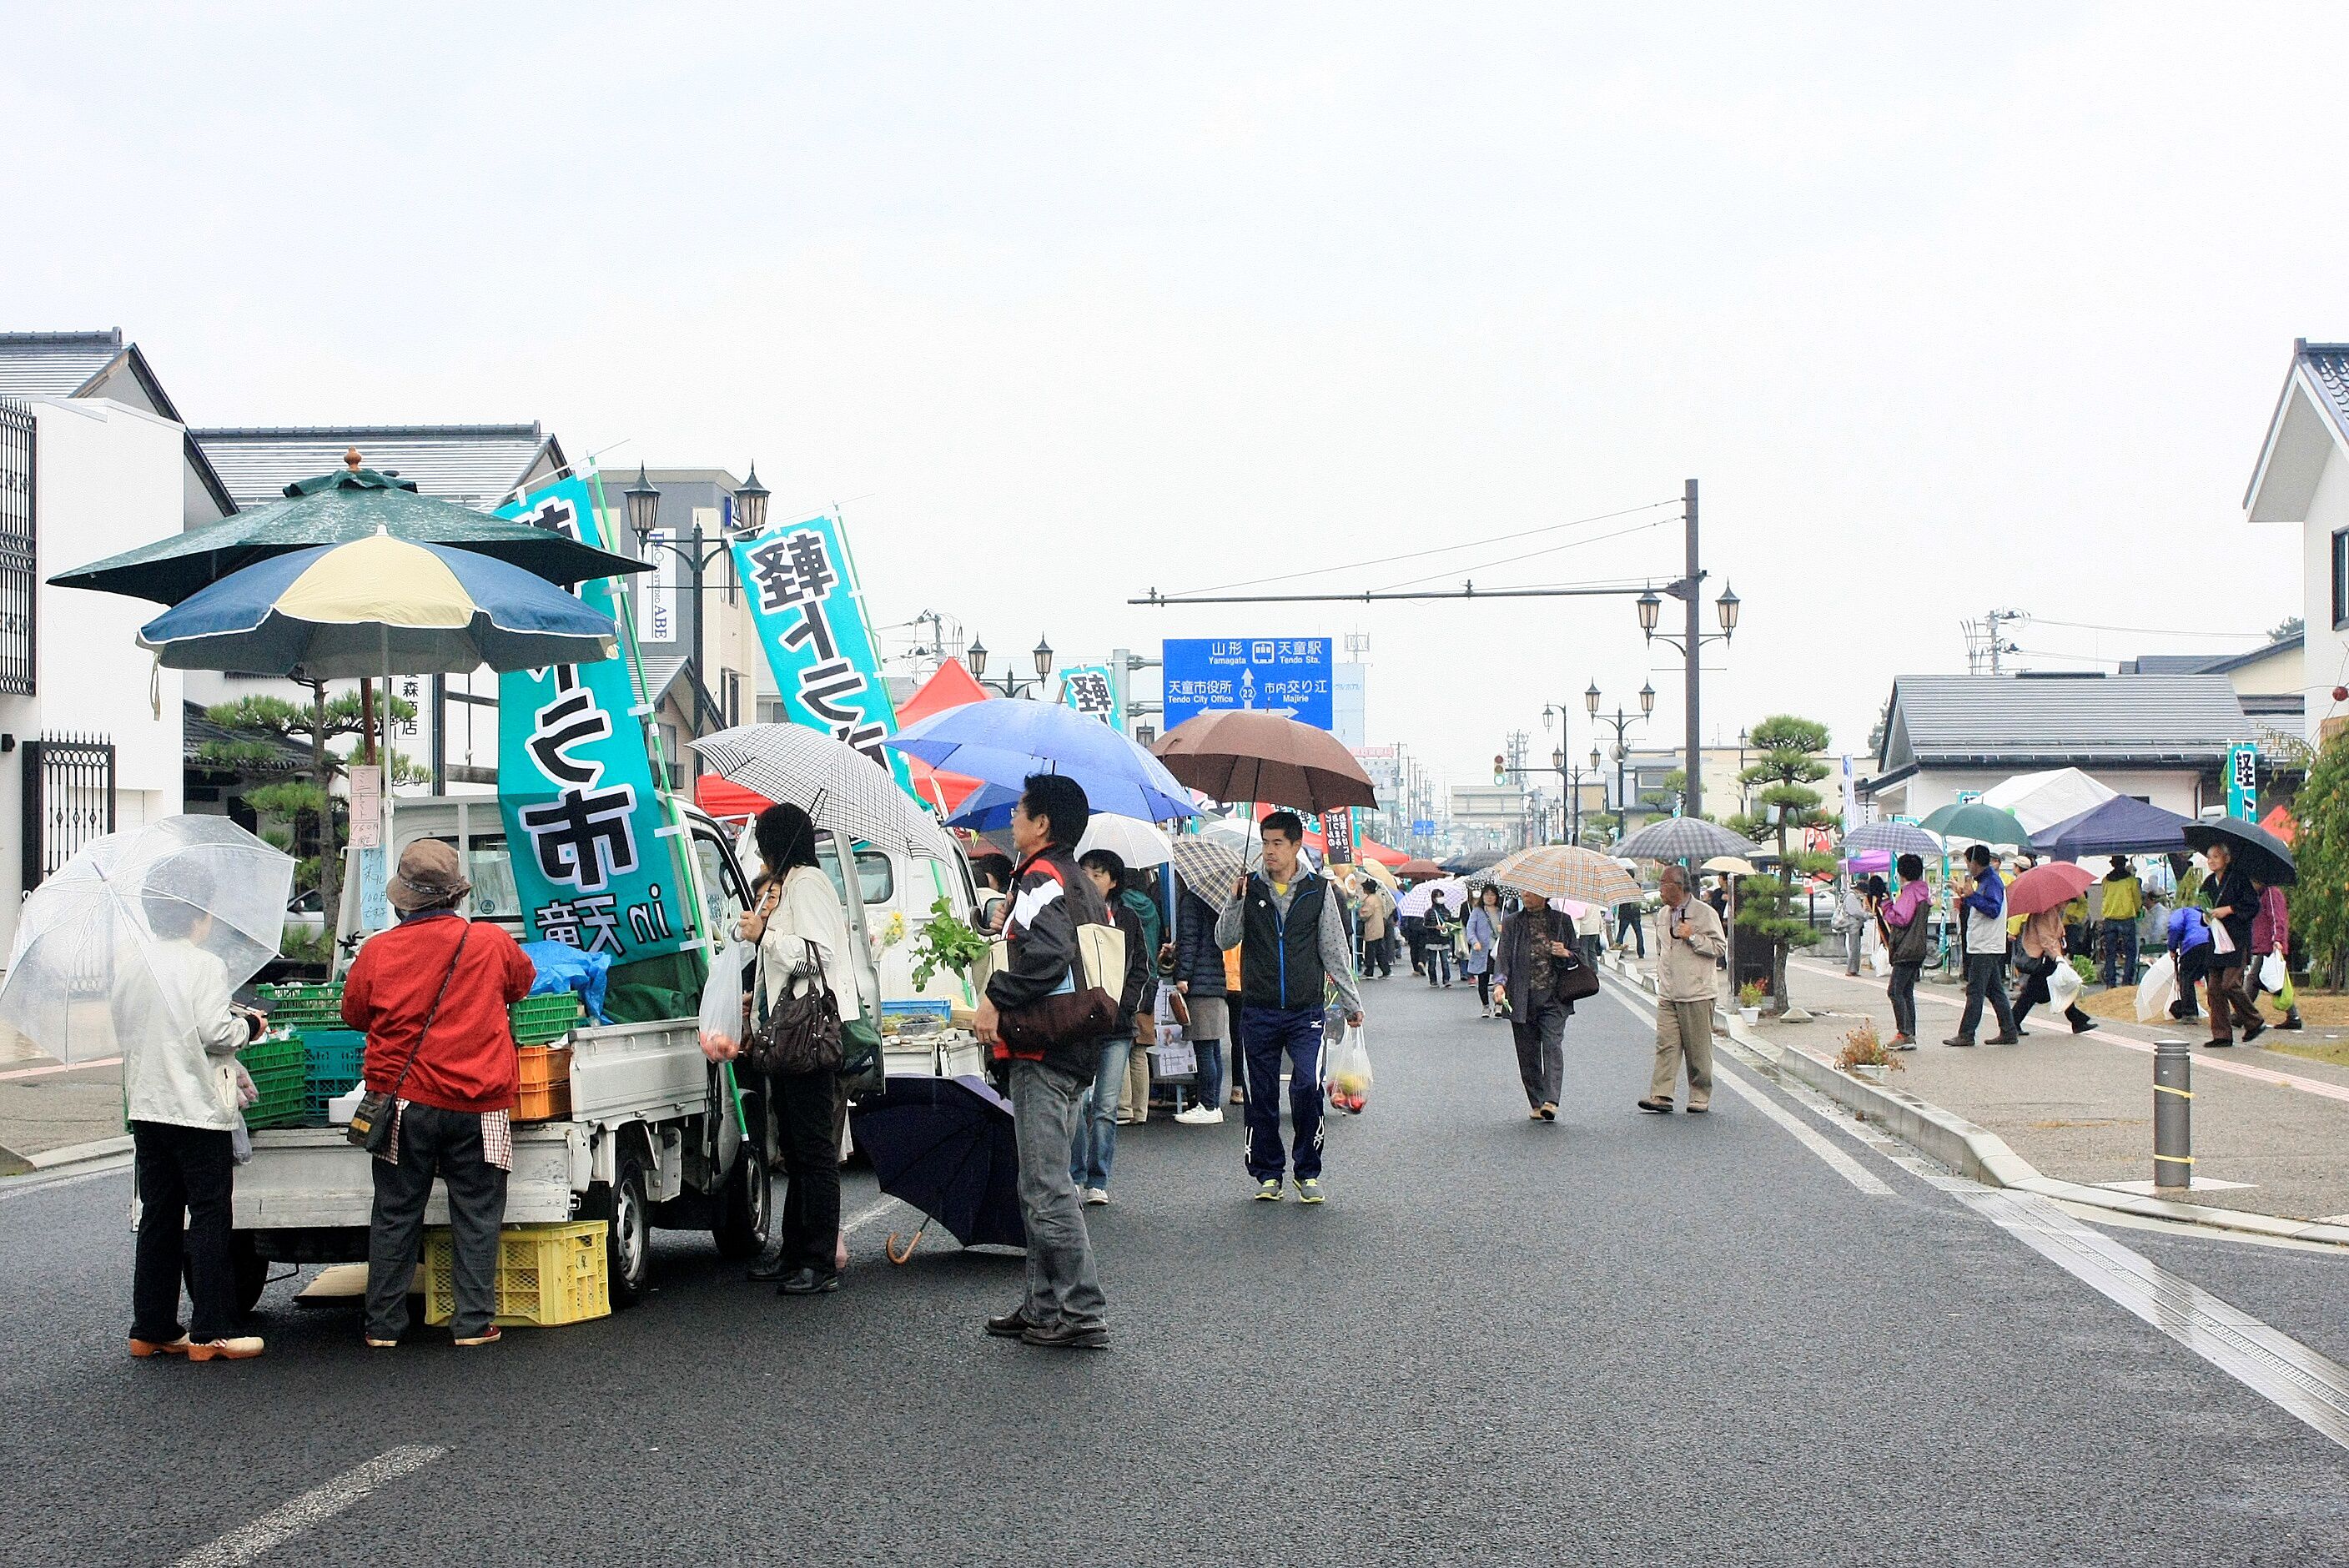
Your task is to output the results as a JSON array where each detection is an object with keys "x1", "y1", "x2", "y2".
[
  {"x1": 1325, "y1": 1022, "x2": 1373, "y2": 1115},
  {"x1": 1868, "y1": 929, "x2": 1892, "y2": 978},
  {"x1": 2135, "y1": 952, "x2": 2176, "y2": 1022},
  {"x1": 2211, "y1": 919, "x2": 2235, "y2": 957},
  {"x1": 2047, "y1": 960, "x2": 2081, "y2": 1010},
  {"x1": 699, "y1": 938, "x2": 756, "y2": 1061},
  {"x1": 2261, "y1": 951, "x2": 2286, "y2": 993}
]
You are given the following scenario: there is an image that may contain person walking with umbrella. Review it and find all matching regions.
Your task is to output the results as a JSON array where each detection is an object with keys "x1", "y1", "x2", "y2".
[
  {"x1": 1357, "y1": 877, "x2": 1395, "y2": 979},
  {"x1": 1466, "y1": 885, "x2": 1506, "y2": 1018},
  {"x1": 1423, "y1": 889, "x2": 1457, "y2": 989},
  {"x1": 1638, "y1": 865, "x2": 1727, "y2": 1115},
  {"x1": 2201, "y1": 841, "x2": 2265, "y2": 1046},
  {"x1": 1215, "y1": 811, "x2": 1363, "y2": 1203},
  {"x1": 1167, "y1": 840, "x2": 1236, "y2": 1125},
  {"x1": 976, "y1": 775, "x2": 1112, "y2": 1349},
  {"x1": 1945, "y1": 844, "x2": 2021, "y2": 1048},
  {"x1": 1492, "y1": 893, "x2": 1577, "y2": 1120},
  {"x1": 1878, "y1": 853, "x2": 1932, "y2": 1048},
  {"x1": 2010, "y1": 904, "x2": 2095, "y2": 1035}
]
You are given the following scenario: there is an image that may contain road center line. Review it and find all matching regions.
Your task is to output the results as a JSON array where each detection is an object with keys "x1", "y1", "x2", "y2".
[
  {"x1": 172, "y1": 1444, "x2": 447, "y2": 1567},
  {"x1": 1599, "y1": 976, "x2": 1890, "y2": 1194}
]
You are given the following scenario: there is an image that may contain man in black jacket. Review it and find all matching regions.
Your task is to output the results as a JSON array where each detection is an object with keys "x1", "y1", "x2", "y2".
[
  {"x1": 974, "y1": 774, "x2": 1110, "y2": 1349},
  {"x1": 1215, "y1": 812, "x2": 1364, "y2": 1203},
  {"x1": 1166, "y1": 880, "x2": 1231, "y2": 1124},
  {"x1": 1491, "y1": 896, "x2": 1577, "y2": 1121}
]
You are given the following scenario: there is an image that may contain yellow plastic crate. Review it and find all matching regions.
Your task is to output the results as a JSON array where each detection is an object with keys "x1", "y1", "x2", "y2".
[{"x1": 420, "y1": 1220, "x2": 609, "y2": 1329}]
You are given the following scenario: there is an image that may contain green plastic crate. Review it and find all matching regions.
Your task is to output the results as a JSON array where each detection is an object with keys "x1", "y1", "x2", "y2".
[
  {"x1": 509, "y1": 994, "x2": 583, "y2": 1045},
  {"x1": 301, "y1": 1028, "x2": 367, "y2": 1117},
  {"x1": 238, "y1": 1033, "x2": 307, "y2": 1129}
]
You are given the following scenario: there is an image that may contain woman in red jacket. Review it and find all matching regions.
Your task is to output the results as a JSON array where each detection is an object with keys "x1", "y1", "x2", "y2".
[{"x1": 344, "y1": 839, "x2": 536, "y2": 1348}]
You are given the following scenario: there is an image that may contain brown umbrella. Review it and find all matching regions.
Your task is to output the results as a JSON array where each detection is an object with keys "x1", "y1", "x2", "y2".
[
  {"x1": 1396, "y1": 858, "x2": 1446, "y2": 880},
  {"x1": 1152, "y1": 711, "x2": 1377, "y2": 815}
]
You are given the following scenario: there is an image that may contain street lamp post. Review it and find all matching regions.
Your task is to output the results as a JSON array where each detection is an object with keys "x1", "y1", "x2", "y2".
[
  {"x1": 1586, "y1": 680, "x2": 1653, "y2": 839},
  {"x1": 967, "y1": 635, "x2": 1055, "y2": 699},
  {"x1": 629, "y1": 463, "x2": 770, "y2": 780},
  {"x1": 1637, "y1": 479, "x2": 1739, "y2": 820}
]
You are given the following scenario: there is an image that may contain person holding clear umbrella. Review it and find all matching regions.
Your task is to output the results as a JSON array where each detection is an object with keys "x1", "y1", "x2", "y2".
[{"x1": 123, "y1": 866, "x2": 272, "y2": 1362}]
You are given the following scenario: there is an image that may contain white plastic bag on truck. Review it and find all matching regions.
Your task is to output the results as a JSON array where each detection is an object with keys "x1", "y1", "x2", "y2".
[
  {"x1": 2135, "y1": 952, "x2": 2176, "y2": 1022},
  {"x1": 1325, "y1": 1023, "x2": 1372, "y2": 1115},
  {"x1": 700, "y1": 938, "x2": 755, "y2": 1062}
]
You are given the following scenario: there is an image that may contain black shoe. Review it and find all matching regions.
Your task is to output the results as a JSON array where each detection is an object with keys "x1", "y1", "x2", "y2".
[
  {"x1": 2280, "y1": 1013, "x2": 2305, "y2": 1031},
  {"x1": 1685, "y1": 1103, "x2": 1709, "y2": 1114},
  {"x1": 2242, "y1": 1021, "x2": 2267, "y2": 1044},
  {"x1": 1943, "y1": 1036, "x2": 1977, "y2": 1048},
  {"x1": 1635, "y1": 1098, "x2": 1673, "y2": 1114},
  {"x1": 778, "y1": 1269, "x2": 839, "y2": 1295},
  {"x1": 985, "y1": 1309, "x2": 1036, "y2": 1339},
  {"x1": 746, "y1": 1246, "x2": 790, "y2": 1282},
  {"x1": 2072, "y1": 1018, "x2": 2097, "y2": 1034},
  {"x1": 1987, "y1": 1033, "x2": 2021, "y2": 1045},
  {"x1": 2206, "y1": 1038, "x2": 2234, "y2": 1048},
  {"x1": 1021, "y1": 1320, "x2": 1109, "y2": 1349}
]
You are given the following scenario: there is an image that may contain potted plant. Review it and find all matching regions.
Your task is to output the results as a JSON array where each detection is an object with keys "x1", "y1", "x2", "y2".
[
  {"x1": 1835, "y1": 1020, "x2": 1904, "y2": 1083},
  {"x1": 1737, "y1": 981, "x2": 1766, "y2": 1026}
]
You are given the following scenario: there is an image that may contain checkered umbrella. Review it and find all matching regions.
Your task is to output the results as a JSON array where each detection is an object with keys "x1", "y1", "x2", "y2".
[
  {"x1": 692, "y1": 724, "x2": 956, "y2": 862},
  {"x1": 1609, "y1": 817, "x2": 1755, "y2": 862},
  {"x1": 1169, "y1": 837, "x2": 1245, "y2": 905},
  {"x1": 1486, "y1": 845, "x2": 1641, "y2": 907},
  {"x1": 1842, "y1": 820, "x2": 1941, "y2": 858}
]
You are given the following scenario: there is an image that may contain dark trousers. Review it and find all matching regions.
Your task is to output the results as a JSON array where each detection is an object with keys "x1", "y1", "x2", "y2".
[
  {"x1": 772, "y1": 1068, "x2": 843, "y2": 1274},
  {"x1": 2100, "y1": 921, "x2": 2140, "y2": 988},
  {"x1": 1512, "y1": 998, "x2": 1567, "y2": 1108},
  {"x1": 2206, "y1": 962, "x2": 2261, "y2": 1041},
  {"x1": 1955, "y1": 953, "x2": 2016, "y2": 1041},
  {"x1": 2012, "y1": 962, "x2": 2090, "y2": 1031},
  {"x1": 1475, "y1": 971, "x2": 1494, "y2": 1008},
  {"x1": 1617, "y1": 909, "x2": 1645, "y2": 957},
  {"x1": 367, "y1": 1103, "x2": 508, "y2": 1341},
  {"x1": 2172, "y1": 946, "x2": 2207, "y2": 1018},
  {"x1": 1240, "y1": 1004, "x2": 1325, "y2": 1183},
  {"x1": 131, "y1": 1120, "x2": 238, "y2": 1344},
  {"x1": 1887, "y1": 960, "x2": 1921, "y2": 1038},
  {"x1": 1363, "y1": 935, "x2": 1391, "y2": 977}
]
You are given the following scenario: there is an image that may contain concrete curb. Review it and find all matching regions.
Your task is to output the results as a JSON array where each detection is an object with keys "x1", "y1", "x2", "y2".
[
  {"x1": 3, "y1": 1133, "x2": 133, "y2": 1175},
  {"x1": 1722, "y1": 1009, "x2": 2349, "y2": 1250}
]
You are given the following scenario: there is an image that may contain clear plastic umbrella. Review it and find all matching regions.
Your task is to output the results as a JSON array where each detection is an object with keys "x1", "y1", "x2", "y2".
[{"x1": 0, "y1": 817, "x2": 295, "y2": 1064}]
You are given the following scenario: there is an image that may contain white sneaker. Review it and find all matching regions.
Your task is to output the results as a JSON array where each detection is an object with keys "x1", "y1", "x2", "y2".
[
  {"x1": 1084, "y1": 1187, "x2": 1110, "y2": 1206},
  {"x1": 1174, "y1": 1104, "x2": 1225, "y2": 1125}
]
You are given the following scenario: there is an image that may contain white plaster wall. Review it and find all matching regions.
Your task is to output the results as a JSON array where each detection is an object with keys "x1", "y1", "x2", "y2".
[
  {"x1": 2301, "y1": 445, "x2": 2349, "y2": 742},
  {"x1": 0, "y1": 398, "x2": 188, "y2": 955}
]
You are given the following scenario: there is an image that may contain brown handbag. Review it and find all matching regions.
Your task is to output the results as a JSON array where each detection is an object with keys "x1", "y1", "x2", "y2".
[
  {"x1": 747, "y1": 938, "x2": 844, "y2": 1076},
  {"x1": 998, "y1": 922, "x2": 1119, "y2": 1053}
]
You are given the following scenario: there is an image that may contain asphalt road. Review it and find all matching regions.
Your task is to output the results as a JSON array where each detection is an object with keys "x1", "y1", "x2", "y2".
[{"x1": 5, "y1": 972, "x2": 2347, "y2": 1565}]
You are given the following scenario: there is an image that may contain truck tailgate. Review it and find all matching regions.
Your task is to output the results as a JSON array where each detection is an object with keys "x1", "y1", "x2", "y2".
[
  {"x1": 234, "y1": 1125, "x2": 585, "y2": 1229},
  {"x1": 570, "y1": 1019, "x2": 708, "y2": 1124}
]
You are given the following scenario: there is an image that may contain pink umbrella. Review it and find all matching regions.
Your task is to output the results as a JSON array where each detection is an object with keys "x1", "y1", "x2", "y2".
[{"x1": 2006, "y1": 861, "x2": 2096, "y2": 918}]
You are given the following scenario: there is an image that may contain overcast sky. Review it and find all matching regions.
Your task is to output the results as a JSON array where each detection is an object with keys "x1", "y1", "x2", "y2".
[{"x1": 6, "y1": 3, "x2": 2327, "y2": 794}]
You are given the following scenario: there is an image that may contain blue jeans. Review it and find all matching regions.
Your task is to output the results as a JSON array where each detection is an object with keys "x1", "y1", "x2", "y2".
[
  {"x1": 1240, "y1": 1005, "x2": 1325, "y2": 1183},
  {"x1": 1190, "y1": 1032, "x2": 1225, "y2": 1108},
  {"x1": 1069, "y1": 1034, "x2": 1128, "y2": 1190},
  {"x1": 2100, "y1": 921, "x2": 2139, "y2": 988}
]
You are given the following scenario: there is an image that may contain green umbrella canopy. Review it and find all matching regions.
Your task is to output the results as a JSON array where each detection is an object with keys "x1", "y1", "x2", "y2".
[
  {"x1": 48, "y1": 457, "x2": 647, "y2": 606},
  {"x1": 1919, "y1": 800, "x2": 2031, "y2": 847}
]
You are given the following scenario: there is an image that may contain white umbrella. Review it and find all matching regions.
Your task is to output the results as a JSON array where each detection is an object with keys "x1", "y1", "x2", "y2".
[
  {"x1": 1076, "y1": 813, "x2": 1174, "y2": 869},
  {"x1": 0, "y1": 816, "x2": 295, "y2": 1065},
  {"x1": 1396, "y1": 877, "x2": 1468, "y2": 917},
  {"x1": 692, "y1": 723, "x2": 957, "y2": 863}
]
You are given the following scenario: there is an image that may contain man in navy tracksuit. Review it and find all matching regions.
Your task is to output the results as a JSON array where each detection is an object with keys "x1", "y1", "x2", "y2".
[{"x1": 1215, "y1": 812, "x2": 1364, "y2": 1204}]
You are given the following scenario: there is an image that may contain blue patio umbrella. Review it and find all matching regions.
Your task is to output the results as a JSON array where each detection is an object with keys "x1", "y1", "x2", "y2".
[
  {"x1": 137, "y1": 530, "x2": 616, "y2": 678},
  {"x1": 885, "y1": 701, "x2": 1200, "y2": 825},
  {"x1": 2030, "y1": 797, "x2": 2192, "y2": 860},
  {"x1": 849, "y1": 1074, "x2": 1025, "y2": 1258}
]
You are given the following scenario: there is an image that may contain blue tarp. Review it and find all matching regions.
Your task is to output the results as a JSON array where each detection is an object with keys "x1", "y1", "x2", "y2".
[
  {"x1": 2030, "y1": 796, "x2": 2192, "y2": 860},
  {"x1": 521, "y1": 941, "x2": 612, "y2": 1023}
]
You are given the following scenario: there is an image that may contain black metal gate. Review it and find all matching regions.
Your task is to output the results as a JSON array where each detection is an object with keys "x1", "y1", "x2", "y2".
[
  {"x1": 0, "y1": 400, "x2": 32, "y2": 696},
  {"x1": 22, "y1": 734, "x2": 114, "y2": 891}
]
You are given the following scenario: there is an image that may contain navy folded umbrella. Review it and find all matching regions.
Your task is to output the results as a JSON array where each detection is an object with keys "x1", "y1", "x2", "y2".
[{"x1": 848, "y1": 1074, "x2": 1025, "y2": 1252}]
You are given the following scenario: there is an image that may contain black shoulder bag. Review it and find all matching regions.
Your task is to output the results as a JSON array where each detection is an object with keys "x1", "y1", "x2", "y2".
[
  {"x1": 347, "y1": 922, "x2": 473, "y2": 1155},
  {"x1": 747, "y1": 938, "x2": 845, "y2": 1076}
]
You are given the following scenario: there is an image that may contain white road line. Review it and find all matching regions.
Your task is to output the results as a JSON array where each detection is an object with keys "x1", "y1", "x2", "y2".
[
  {"x1": 843, "y1": 1195, "x2": 901, "y2": 1235},
  {"x1": 173, "y1": 1444, "x2": 447, "y2": 1567},
  {"x1": 1597, "y1": 976, "x2": 1889, "y2": 1195}
]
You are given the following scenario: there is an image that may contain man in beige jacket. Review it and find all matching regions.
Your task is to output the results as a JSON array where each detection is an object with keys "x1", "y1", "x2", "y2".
[{"x1": 1640, "y1": 864, "x2": 1727, "y2": 1114}]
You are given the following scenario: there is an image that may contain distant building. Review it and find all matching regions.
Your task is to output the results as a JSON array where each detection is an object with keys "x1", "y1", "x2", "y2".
[
  {"x1": 1864, "y1": 672, "x2": 2246, "y2": 820},
  {"x1": 2242, "y1": 339, "x2": 2349, "y2": 743},
  {"x1": 2119, "y1": 635, "x2": 2302, "y2": 731}
]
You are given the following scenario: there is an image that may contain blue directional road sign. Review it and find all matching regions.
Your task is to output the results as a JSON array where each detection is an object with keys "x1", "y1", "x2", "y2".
[{"x1": 1162, "y1": 637, "x2": 1334, "y2": 731}]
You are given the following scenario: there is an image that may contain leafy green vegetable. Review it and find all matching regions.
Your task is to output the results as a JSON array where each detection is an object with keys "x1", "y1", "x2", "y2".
[{"x1": 910, "y1": 897, "x2": 992, "y2": 993}]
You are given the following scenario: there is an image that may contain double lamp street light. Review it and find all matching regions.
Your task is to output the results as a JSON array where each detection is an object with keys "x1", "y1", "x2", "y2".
[{"x1": 624, "y1": 462, "x2": 770, "y2": 766}]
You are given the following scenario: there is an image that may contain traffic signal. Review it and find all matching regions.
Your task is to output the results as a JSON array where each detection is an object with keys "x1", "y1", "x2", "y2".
[{"x1": 1493, "y1": 753, "x2": 1507, "y2": 784}]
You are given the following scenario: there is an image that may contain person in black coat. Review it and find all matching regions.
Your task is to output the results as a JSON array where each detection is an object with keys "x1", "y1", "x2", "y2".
[
  {"x1": 1491, "y1": 897, "x2": 1579, "y2": 1122},
  {"x1": 2201, "y1": 842, "x2": 2264, "y2": 1045},
  {"x1": 1165, "y1": 882, "x2": 1232, "y2": 1123}
]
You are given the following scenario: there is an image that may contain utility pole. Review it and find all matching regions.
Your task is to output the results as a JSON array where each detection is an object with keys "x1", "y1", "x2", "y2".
[{"x1": 1683, "y1": 478, "x2": 1702, "y2": 822}]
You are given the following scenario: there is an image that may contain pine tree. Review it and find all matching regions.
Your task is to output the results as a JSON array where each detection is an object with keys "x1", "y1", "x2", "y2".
[{"x1": 1725, "y1": 715, "x2": 1837, "y2": 1013}]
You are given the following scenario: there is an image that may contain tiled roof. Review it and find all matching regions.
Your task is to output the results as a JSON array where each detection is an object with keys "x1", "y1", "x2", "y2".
[
  {"x1": 2297, "y1": 342, "x2": 2349, "y2": 444},
  {"x1": 0, "y1": 330, "x2": 123, "y2": 400},
  {"x1": 2118, "y1": 653, "x2": 2223, "y2": 675},
  {"x1": 1883, "y1": 673, "x2": 2248, "y2": 768},
  {"x1": 191, "y1": 424, "x2": 559, "y2": 510}
]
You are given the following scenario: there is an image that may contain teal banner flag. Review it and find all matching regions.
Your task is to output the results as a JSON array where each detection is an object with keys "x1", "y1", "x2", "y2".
[
  {"x1": 495, "y1": 474, "x2": 695, "y2": 961},
  {"x1": 1057, "y1": 663, "x2": 1123, "y2": 728},
  {"x1": 734, "y1": 513, "x2": 914, "y2": 794}
]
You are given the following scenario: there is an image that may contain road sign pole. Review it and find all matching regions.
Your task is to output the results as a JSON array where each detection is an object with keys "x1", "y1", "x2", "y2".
[{"x1": 2154, "y1": 1037, "x2": 2192, "y2": 1193}]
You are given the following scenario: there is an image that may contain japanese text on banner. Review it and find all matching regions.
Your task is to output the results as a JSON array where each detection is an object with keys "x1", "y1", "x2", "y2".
[
  {"x1": 733, "y1": 514, "x2": 915, "y2": 794},
  {"x1": 494, "y1": 475, "x2": 694, "y2": 962}
]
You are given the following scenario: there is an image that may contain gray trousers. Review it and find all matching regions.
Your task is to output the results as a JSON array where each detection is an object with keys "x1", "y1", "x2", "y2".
[
  {"x1": 1511, "y1": 998, "x2": 1567, "y2": 1108},
  {"x1": 367, "y1": 1102, "x2": 508, "y2": 1341},
  {"x1": 1009, "y1": 1058, "x2": 1107, "y2": 1333}
]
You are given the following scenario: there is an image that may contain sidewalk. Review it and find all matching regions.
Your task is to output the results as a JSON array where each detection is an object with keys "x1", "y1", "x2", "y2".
[
  {"x1": 0, "y1": 1033, "x2": 126, "y2": 1174},
  {"x1": 1613, "y1": 945, "x2": 2349, "y2": 1226}
]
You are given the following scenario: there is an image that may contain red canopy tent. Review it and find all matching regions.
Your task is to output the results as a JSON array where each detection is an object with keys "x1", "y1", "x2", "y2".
[
  {"x1": 2261, "y1": 802, "x2": 2297, "y2": 847},
  {"x1": 694, "y1": 773, "x2": 772, "y2": 822}
]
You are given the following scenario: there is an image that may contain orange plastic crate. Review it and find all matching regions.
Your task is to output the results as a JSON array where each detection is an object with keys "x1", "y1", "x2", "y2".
[{"x1": 513, "y1": 1045, "x2": 571, "y2": 1123}]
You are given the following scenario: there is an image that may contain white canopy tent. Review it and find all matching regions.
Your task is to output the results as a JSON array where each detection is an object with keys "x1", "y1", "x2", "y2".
[{"x1": 1979, "y1": 767, "x2": 2119, "y2": 836}]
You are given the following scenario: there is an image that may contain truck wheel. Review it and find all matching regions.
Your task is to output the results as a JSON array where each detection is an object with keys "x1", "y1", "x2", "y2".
[
  {"x1": 231, "y1": 1232, "x2": 268, "y2": 1315},
  {"x1": 606, "y1": 1151, "x2": 652, "y2": 1307},
  {"x1": 712, "y1": 1139, "x2": 771, "y2": 1259}
]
